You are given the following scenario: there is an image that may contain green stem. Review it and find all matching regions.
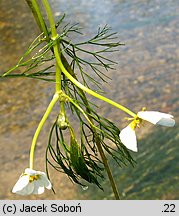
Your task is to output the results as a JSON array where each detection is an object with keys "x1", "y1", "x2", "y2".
[
  {"x1": 95, "y1": 136, "x2": 121, "y2": 199},
  {"x1": 2, "y1": 65, "x2": 18, "y2": 77},
  {"x1": 42, "y1": 0, "x2": 57, "y2": 40},
  {"x1": 30, "y1": 93, "x2": 59, "y2": 169},
  {"x1": 28, "y1": 0, "x2": 135, "y2": 118},
  {"x1": 60, "y1": 101, "x2": 65, "y2": 114},
  {"x1": 59, "y1": 57, "x2": 135, "y2": 117},
  {"x1": 42, "y1": 0, "x2": 135, "y2": 117},
  {"x1": 42, "y1": 0, "x2": 61, "y2": 92},
  {"x1": 73, "y1": 78, "x2": 121, "y2": 199},
  {"x1": 26, "y1": 0, "x2": 62, "y2": 92},
  {"x1": 42, "y1": 0, "x2": 122, "y2": 199},
  {"x1": 25, "y1": 0, "x2": 62, "y2": 169},
  {"x1": 55, "y1": 62, "x2": 61, "y2": 92},
  {"x1": 68, "y1": 96, "x2": 121, "y2": 199},
  {"x1": 44, "y1": 2, "x2": 135, "y2": 117},
  {"x1": 29, "y1": 0, "x2": 50, "y2": 40},
  {"x1": 67, "y1": 96, "x2": 95, "y2": 128}
]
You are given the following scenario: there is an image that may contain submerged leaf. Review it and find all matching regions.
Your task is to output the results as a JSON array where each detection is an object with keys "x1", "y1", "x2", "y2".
[
  {"x1": 70, "y1": 135, "x2": 103, "y2": 189},
  {"x1": 46, "y1": 122, "x2": 104, "y2": 189}
]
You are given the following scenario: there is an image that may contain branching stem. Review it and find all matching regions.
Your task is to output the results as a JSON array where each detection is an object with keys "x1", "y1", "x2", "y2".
[
  {"x1": 42, "y1": 0, "x2": 122, "y2": 199},
  {"x1": 27, "y1": 0, "x2": 62, "y2": 169},
  {"x1": 30, "y1": 93, "x2": 59, "y2": 169}
]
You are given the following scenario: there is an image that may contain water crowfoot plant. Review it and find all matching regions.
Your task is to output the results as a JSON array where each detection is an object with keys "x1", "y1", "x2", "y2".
[{"x1": 1, "y1": 0, "x2": 175, "y2": 199}]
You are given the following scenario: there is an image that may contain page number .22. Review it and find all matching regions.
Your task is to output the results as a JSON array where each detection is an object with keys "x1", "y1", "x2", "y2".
[{"x1": 162, "y1": 204, "x2": 175, "y2": 213}]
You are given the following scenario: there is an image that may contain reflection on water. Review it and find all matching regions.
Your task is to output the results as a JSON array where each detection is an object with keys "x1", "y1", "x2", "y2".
[{"x1": 0, "y1": 0, "x2": 178, "y2": 199}]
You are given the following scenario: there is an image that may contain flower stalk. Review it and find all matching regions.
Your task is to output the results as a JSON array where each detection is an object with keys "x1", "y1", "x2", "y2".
[
  {"x1": 58, "y1": 58, "x2": 136, "y2": 117},
  {"x1": 30, "y1": 93, "x2": 59, "y2": 169}
]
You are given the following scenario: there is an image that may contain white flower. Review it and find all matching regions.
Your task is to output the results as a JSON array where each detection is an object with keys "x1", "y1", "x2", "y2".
[
  {"x1": 137, "y1": 111, "x2": 175, "y2": 127},
  {"x1": 120, "y1": 124, "x2": 138, "y2": 152},
  {"x1": 12, "y1": 168, "x2": 52, "y2": 195},
  {"x1": 120, "y1": 111, "x2": 175, "y2": 152}
]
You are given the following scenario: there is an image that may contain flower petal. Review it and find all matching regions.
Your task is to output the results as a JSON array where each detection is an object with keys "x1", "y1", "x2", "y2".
[
  {"x1": 20, "y1": 182, "x2": 35, "y2": 195},
  {"x1": 12, "y1": 175, "x2": 29, "y2": 193},
  {"x1": 32, "y1": 180, "x2": 45, "y2": 194},
  {"x1": 39, "y1": 174, "x2": 52, "y2": 190},
  {"x1": 12, "y1": 175, "x2": 35, "y2": 195},
  {"x1": 32, "y1": 170, "x2": 52, "y2": 190},
  {"x1": 119, "y1": 124, "x2": 138, "y2": 152},
  {"x1": 25, "y1": 168, "x2": 37, "y2": 176},
  {"x1": 137, "y1": 111, "x2": 175, "y2": 127},
  {"x1": 156, "y1": 116, "x2": 175, "y2": 127}
]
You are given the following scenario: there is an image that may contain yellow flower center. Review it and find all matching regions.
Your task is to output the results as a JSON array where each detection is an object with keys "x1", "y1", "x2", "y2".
[
  {"x1": 130, "y1": 117, "x2": 143, "y2": 130},
  {"x1": 29, "y1": 175, "x2": 39, "y2": 183},
  {"x1": 126, "y1": 107, "x2": 147, "y2": 130}
]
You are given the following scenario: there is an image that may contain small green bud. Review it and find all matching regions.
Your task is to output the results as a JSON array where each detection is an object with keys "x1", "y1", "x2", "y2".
[
  {"x1": 59, "y1": 121, "x2": 68, "y2": 130},
  {"x1": 57, "y1": 114, "x2": 68, "y2": 130}
]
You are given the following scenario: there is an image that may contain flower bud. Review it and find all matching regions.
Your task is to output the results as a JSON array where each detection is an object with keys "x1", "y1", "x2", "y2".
[{"x1": 57, "y1": 114, "x2": 68, "y2": 130}]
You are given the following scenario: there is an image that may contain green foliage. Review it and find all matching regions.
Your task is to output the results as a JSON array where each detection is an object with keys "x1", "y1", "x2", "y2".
[
  {"x1": 45, "y1": 97, "x2": 135, "y2": 189},
  {"x1": 46, "y1": 122, "x2": 104, "y2": 189},
  {"x1": 2, "y1": 13, "x2": 134, "y2": 191},
  {"x1": 1, "y1": 15, "x2": 123, "y2": 87}
]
